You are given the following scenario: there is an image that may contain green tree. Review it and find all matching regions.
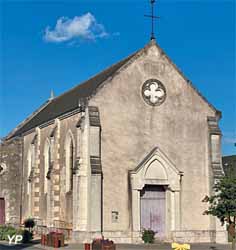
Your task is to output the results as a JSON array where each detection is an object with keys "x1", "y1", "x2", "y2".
[{"x1": 203, "y1": 176, "x2": 236, "y2": 250}]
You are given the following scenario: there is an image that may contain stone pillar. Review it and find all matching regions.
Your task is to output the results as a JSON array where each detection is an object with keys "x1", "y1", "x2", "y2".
[
  {"x1": 88, "y1": 107, "x2": 102, "y2": 236},
  {"x1": 77, "y1": 175, "x2": 89, "y2": 231},
  {"x1": 131, "y1": 189, "x2": 140, "y2": 232},
  {"x1": 208, "y1": 116, "x2": 224, "y2": 180},
  {"x1": 170, "y1": 191, "x2": 175, "y2": 231},
  {"x1": 47, "y1": 180, "x2": 53, "y2": 226},
  {"x1": 47, "y1": 135, "x2": 55, "y2": 227},
  {"x1": 90, "y1": 174, "x2": 102, "y2": 232},
  {"x1": 208, "y1": 116, "x2": 227, "y2": 243},
  {"x1": 28, "y1": 139, "x2": 37, "y2": 218},
  {"x1": 29, "y1": 144, "x2": 35, "y2": 218},
  {"x1": 73, "y1": 114, "x2": 83, "y2": 231},
  {"x1": 174, "y1": 191, "x2": 181, "y2": 231},
  {"x1": 33, "y1": 128, "x2": 41, "y2": 218},
  {"x1": 72, "y1": 174, "x2": 80, "y2": 230},
  {"x1": 28, "y1": 180, "x2": 33, "y2": 218},
  {"x1": 52, "y1": 120, "x2": 61, "y2": 222},
  {"x1": 74, "y1": 108, "x2": 90, "y2": 232},
  {"x1": 73, "y1": 105, "x2": 102, "y2": 241}
]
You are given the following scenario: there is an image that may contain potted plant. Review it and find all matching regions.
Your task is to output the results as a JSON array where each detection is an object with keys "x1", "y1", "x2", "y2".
[{"x1": 142, "y1": 228, "x2": 156, "y2": 244}]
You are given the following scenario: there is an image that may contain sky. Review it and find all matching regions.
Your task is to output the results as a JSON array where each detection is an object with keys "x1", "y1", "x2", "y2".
[{"x1": 0, "y1": 0, "x2": 235, "y2": 156}]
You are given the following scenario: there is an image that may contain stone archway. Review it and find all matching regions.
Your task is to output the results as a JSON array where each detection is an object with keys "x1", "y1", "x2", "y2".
[{"x1": 129, "y1": 147, "x2": 183, "y2": 241}]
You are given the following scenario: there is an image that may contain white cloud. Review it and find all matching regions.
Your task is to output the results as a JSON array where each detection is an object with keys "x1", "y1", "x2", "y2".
[{"x1": 43, "y1": 13, "x2": 108, "y2": 43}]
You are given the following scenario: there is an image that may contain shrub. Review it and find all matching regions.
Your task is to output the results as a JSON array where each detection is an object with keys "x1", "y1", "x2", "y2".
[
  {"x1": 6, "y1": 227, "x2": 17, "y2": 240},
  {"x1": 142, "y1": 228, "x2": 156, "y2": 244},
  {"x1": 0, "y1": 225, "x2": 6, "y2": 240},
  {"x1": 21, "y1": 229, "x2": 33, "y2": 243},
  {"x1": 23, "y1": 218, "x2": 35, "y2": 232},
  {"x1": 0, "y1": 225, "x2": 18, "y2": 241}
]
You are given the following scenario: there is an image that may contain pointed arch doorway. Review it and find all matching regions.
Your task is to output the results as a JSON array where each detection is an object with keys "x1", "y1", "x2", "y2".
[{"x1": 130, "y1": 147, "x2": 183, "y2": 241}]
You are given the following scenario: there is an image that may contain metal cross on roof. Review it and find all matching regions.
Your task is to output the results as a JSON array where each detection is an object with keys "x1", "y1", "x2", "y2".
[{"x1": 145, "y1": 0, "x2": 160, "y2": 40}]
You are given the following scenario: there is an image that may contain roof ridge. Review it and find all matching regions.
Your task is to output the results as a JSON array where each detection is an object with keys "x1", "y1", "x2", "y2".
[
  {"x1": 52, "y1": 51, "x2": 139, "y2": 103},
  {"x1": 51, "y1": 40, "x2": 156, "y2": 104},
  {"x1": 5, "y1": 46, "x2": 143, "y2": 140},
  {"x1": 5, "y1": 40, "x2": 220, "y2": 140}
]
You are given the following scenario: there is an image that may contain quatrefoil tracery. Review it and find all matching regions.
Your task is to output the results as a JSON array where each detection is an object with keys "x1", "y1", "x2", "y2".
[{"x1": 142, "y1": 79, "x2": 166, "y2": 106}]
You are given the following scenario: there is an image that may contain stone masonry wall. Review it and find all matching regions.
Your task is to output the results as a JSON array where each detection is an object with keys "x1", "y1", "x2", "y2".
[
  {"x1": 89, "y1": 43, "x2": 217, "y2": 234},
  {"x1": 0, "y1": 137, "x2": 23, "y2": 224}
]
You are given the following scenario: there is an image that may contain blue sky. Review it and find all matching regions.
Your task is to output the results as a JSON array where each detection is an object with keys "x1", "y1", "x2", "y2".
[{"x1": 0, "y1": 0, "x2": 235, "y2": 155}]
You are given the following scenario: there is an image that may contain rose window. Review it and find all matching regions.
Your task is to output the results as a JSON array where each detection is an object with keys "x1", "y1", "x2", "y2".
[{"x1": 142, "y1": 79, "x2": 166, "y2": 106}]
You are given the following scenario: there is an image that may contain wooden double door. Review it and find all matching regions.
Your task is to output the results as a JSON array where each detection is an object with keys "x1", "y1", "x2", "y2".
[
  {"x1": 0, "y1": 198, "x2": 5, "y2": 225},
  {"x1": 141, "y1": 185, "x2": 166, "y2": 239}
]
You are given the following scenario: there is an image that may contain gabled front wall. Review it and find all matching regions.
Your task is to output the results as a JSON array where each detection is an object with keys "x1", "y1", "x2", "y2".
[
  {"x1": 2, "y1": 42, "x2": 225, "y2": 243},
  {"x1": 89, "y1": 43, "x2": 219, "y2": 241}
]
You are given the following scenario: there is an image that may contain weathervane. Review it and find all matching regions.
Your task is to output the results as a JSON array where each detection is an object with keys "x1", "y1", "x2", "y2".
[{"x1": 145, "y1": 0, "x2": 160, "y2": 40}]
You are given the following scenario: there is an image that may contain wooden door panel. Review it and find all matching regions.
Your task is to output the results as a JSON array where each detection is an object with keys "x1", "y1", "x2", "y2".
[
  {"x1": 141, "y1": 186, "x2": 166, "y2": 238},
  {"x1": 0, "y1": 198, "x2": 5, "y2": 225}
]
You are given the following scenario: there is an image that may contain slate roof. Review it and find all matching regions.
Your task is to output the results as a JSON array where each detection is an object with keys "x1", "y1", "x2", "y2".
[
  {"x1": 6, "y1": 51, "x2": 137, "y2": 139},
  {"x1": 5, "y1": 40, "x2": 220, "y2": 140}
]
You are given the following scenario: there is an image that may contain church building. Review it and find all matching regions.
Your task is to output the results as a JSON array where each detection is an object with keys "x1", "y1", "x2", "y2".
[{"x1": 0, "y1": 39, "x2": 227, "y2": 243}]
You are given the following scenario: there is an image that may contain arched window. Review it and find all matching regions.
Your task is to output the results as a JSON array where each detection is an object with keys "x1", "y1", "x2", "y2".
[
  {"x1": 65, "y1": 132, "x2": 75, "y2": 192},
  {"x1": 44, "y1": 139, "x2": 51, "y2": 194}
]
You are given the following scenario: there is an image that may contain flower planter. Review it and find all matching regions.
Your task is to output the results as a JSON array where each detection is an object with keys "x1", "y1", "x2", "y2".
[
  {"x1": 92, "y1": 239, "x2": 116, "y2": 250},
  {"x1": 41, "y1": 232, "x2": 65, "y2": 248}
]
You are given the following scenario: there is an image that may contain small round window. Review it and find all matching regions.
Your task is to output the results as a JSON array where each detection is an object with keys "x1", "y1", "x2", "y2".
[{"x1": 142, "y1": 79, "x2": 166, "y2": 106}]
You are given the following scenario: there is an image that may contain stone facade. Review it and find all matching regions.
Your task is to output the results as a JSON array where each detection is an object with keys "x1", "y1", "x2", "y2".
[
  {"x1": 0, "y1": 137, "x2": 22, "y2": 224},
  {"x1": 0, "y1": 40, "x2": 227, "y2": 243}
]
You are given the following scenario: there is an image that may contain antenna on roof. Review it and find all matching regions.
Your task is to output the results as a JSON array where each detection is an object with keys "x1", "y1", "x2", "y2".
[
  {"x1": 144, "y1": 0, "x2": 160, "y2": 40},
  {"x1": 49, "y1": 90, "x2": 55, "y2": 100}
]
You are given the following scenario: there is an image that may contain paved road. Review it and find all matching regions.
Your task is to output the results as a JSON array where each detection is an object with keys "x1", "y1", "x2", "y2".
[{"x1": 0, "y1": 242, "x2": 231, "y2": 250}]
